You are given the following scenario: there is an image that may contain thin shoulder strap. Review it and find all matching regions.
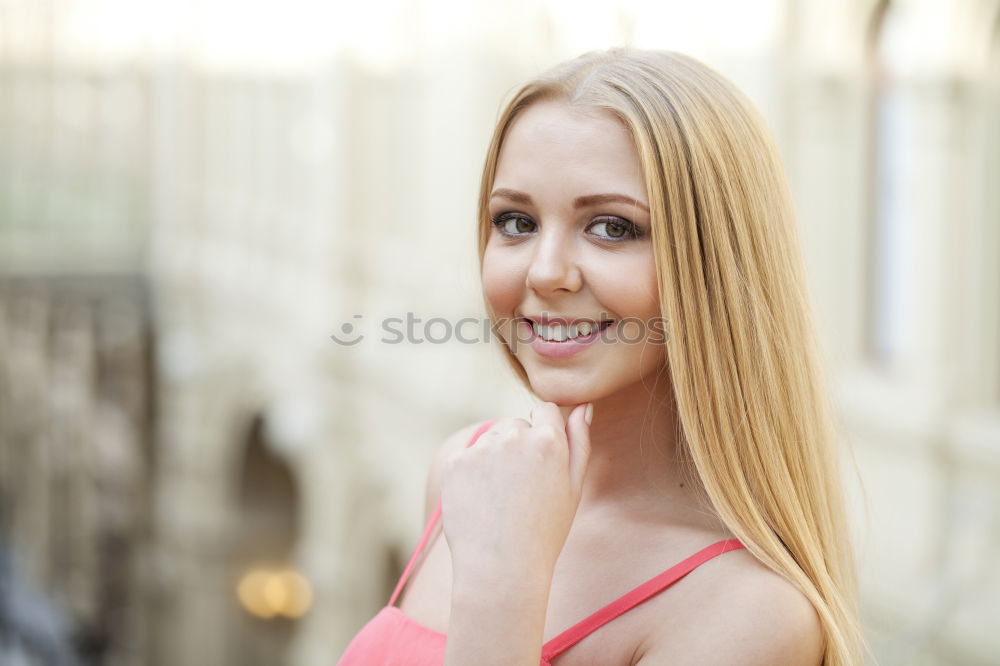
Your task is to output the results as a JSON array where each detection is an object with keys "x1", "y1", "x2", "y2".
[
  {"x1": 388, "y1": 419, "x2": 497, "y2": 607},
  {"x1": 541, "y1": 538, "x2": 746, "y2": 660}
]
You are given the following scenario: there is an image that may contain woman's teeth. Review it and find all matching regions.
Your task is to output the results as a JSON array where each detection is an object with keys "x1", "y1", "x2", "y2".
[{"x1": 531, "y1": 321, "x2": 610, "y2": 342}]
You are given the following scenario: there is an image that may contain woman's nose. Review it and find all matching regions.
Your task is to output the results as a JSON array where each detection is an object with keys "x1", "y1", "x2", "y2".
[{"x1": 525, "y1": 228, "x2": 582, "y2": 293}]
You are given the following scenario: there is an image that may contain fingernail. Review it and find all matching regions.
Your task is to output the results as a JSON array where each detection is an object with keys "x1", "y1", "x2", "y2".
[{"x1": 585, "y1": 403, "x2": 593, "y2": 426}]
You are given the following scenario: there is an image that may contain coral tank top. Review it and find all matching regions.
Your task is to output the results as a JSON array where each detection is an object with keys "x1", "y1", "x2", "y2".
[{"x1": 336, "y1": 420, "x2": 745, "y2": 665}]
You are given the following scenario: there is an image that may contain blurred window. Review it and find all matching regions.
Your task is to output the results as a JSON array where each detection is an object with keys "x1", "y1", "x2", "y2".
[{"x1": 865, "y1": 1, "x2": 915, "y2": 373}]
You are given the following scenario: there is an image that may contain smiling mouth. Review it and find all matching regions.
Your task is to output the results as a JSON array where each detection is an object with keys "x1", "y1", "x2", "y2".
[{"x1": 522, "y1": 319, "x2": 614, "y2": 342}]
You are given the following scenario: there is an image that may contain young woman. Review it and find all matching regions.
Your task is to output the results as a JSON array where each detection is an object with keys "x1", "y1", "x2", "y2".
[{"x1": 337, "y1": 48, "x2": 865, "y2": 666}]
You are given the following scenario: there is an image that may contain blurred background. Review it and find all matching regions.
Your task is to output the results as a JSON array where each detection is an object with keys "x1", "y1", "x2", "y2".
[{"x1": 0, "y1": 0, "x2": 997, "y2": 664}]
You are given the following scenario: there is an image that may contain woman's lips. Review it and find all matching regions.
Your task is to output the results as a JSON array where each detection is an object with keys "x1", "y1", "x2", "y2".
[{"x1": 516, "y1": 319, "x2": 613, "y2": 359}]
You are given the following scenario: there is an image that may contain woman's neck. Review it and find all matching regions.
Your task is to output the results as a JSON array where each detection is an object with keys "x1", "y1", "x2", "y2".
[{"x1": 558, "y1": 379, "x2": 713, "y2": 525}]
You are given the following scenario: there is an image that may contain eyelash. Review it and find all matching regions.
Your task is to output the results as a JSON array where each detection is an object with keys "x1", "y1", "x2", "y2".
[{"x1": 489, "y1": 213, "x2": 645, "y2": 242}]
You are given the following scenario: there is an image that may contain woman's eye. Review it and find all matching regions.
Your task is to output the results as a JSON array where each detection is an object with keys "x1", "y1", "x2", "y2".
[
  {"x1": 491, "y1": 213, "x2": 642, "y2": 241},
  {"x1": 491, "y1": 213, "x2": 536, "y2": 236},
  {"x1": 589, "y1": 217, "x2": 640, "y2": 241}
]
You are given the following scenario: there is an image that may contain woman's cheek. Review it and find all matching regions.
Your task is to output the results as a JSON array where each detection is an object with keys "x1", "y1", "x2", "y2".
[{"x1": 481, "y1": 252, "x2": 522, "y2": 319}]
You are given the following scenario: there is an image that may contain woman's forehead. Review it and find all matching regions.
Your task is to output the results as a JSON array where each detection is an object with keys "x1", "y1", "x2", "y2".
[
  {"x1": 493, "y1": 100, "x2": 644, "y2": 198},
  {"x1": 502, "y1": 100, "x2": 628, "y2": 150}
]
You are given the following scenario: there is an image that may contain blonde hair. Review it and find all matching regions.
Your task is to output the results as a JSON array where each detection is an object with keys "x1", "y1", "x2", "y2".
[{"x1": 476, "y1": 48, "x2": 867, "y2": 665}]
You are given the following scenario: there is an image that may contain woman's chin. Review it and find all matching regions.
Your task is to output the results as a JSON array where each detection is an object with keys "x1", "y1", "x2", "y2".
[
  {"x1": 521, "y1": 362, "x2": 612, "y2": 407},
  {"x1": 529, "y1": 383, "x2": 599, "y2": 408}
]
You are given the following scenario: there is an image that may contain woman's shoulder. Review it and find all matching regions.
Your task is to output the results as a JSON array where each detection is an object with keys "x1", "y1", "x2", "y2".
[{"x1": 634, "y1": 542, "x2": 824, "y2": 665}]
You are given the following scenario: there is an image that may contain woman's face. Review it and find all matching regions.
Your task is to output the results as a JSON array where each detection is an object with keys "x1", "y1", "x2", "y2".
[{"x1": 482, "y1": 99, "x2": 666, "y2": 406}]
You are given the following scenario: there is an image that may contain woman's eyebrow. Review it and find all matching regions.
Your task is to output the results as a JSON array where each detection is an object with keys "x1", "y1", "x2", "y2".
[
  {"x1": 490, "y1": 188, "x2": 649, "y2": 213},
  {"x1": 575, "y1": 193, "x2": 650, "y2": 213},
  {"x1": 490, "y1": 188, "x2": 534, "y2": 206}
]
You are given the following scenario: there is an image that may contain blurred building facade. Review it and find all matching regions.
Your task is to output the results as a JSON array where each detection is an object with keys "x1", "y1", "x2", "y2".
[{"x1": 0, "y1": 1, "x2": 997, "y2": 665}]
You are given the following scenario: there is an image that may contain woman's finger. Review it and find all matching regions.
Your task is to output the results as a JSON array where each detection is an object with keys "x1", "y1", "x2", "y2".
[
  {"x1": 564, "y1": 403, "x2": 593, "y2": 488},
  {"x1": 482, "y1": 418, "x2": 529, "y2": 442},
  {"x1": 528, "y1": 401, "x2": 566, "y2": 434}
]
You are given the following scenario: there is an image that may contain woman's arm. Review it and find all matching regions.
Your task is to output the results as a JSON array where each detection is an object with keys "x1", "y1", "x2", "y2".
[
  {"x1": 422, "y1": 420, "x2": 555, "y2": 664},
  {"x1": 440, "y1": 403, "x2": 592, "y2": 666},
  {"x1": 445, "y1": 563, "x2": 554, "y2": 666}
]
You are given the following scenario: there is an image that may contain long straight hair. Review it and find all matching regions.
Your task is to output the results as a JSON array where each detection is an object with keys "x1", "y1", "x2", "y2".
[{"x1": 476, "y1": 48, "x2": 866, "y2": 666}]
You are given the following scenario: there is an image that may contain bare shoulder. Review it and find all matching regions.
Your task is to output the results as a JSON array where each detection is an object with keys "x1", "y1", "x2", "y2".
[
  {"x1": 636, "y1": 548, "x2": 825, "y2": 666},
  {"x1": 422, "y1": 420, "x2": 494, "y2": 521}
]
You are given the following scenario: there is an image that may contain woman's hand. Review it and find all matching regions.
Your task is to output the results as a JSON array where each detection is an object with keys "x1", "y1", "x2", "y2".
[{"x1": 440, "y1": 401, "x2": 593, "y2": 583}]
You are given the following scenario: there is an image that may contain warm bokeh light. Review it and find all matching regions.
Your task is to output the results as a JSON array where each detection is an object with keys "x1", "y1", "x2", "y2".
[{"x1": 237, "y1": 568, "x2": 313, "y2": 619}]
